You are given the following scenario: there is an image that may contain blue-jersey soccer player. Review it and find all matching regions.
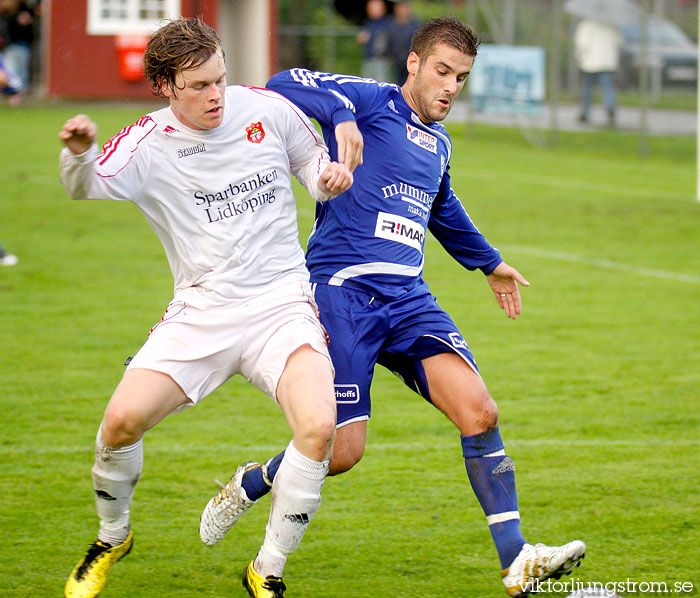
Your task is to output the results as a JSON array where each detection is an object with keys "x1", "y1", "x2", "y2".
[{"x1": 200, "y1": 16, "x2": 585, "y2": 598}]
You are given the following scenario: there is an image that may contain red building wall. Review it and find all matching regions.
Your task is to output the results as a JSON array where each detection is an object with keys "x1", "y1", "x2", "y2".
[{"x1": 47, "y1": 0, "x2": 219, "y2": 98}]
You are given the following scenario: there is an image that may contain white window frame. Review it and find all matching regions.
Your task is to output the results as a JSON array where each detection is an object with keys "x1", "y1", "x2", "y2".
[{"x1": 87, "y1": 0, "x2": 181, "y2": 35}]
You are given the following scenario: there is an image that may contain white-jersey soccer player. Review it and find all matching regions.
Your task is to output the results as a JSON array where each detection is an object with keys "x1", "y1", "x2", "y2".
[{"x1": 59, "y1": 18, "x2": 352, "y2": 598}]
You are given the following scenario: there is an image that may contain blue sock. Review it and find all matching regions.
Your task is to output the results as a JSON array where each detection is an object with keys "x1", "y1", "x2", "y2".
[
  {"x1": 241, "y1": 451, "x2": 285, "y2": 501},
  {"x1": 461, "y1": 428, "x2": 527, "y2": 569}
]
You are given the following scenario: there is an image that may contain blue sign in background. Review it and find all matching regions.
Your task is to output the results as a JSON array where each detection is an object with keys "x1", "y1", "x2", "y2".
[{"x1": 469, "y1": 45, "x2": 546, "y2": 114}]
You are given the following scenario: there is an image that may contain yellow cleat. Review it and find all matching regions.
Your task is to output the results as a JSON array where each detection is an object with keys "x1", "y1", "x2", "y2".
[
  {"x1": 242, "y1": 560, "x2": 286, "y2": 598},
  {"x1": 65, "y1": 530, "x2": 133, "y2": 598}
]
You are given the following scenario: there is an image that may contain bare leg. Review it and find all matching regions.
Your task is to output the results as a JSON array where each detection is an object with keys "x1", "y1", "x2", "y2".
[{"x1": 93, "y1": 368, "x2": 190, "y2": 543}]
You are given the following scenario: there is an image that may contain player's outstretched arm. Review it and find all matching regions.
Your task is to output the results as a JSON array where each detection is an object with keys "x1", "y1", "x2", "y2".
[
  {"x1": 59, "y1": 114, "x2": 97, "y2": 155},
  {"x1": 334, "y1": 120, "x2": 363, "y2": 172},
  {"x1": 317, "y1": 162, "x2": 353, "y2": 197},
  {"x1": 486, "y1": 261, "x2": 530, "y2": 320}
]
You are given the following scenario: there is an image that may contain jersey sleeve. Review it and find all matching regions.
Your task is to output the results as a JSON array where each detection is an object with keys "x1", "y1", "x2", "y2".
[
  {"x1": 59, "y1": 116, "x2": 156, "y2": 203},
  {"x1": 260, "y1": 89, "x2": 332, "y2": 203},
  {"x1": 428, "y1": 169, "x2": 502, "y2": 275},
  {"x1": 267, "y1": 69, "x2": 382, "y2": 129}
]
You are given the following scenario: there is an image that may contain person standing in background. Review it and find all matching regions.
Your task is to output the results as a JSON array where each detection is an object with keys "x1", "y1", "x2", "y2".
[
  {"x1": 357, "y1": 0, "x2": 391, "y2": 81},
  {"x1": 574, "y1": 18, "x2": 623, "y2": 127},
  {"x1": 1, "y1": 52, "x2": 21, "y2": 265},
  {"x1": 0, "y1": 0, "x2": 35, "y2": 97},
  {"x1": 386, "y1": 0, "x2": 421, "y2": 84},
  {"x1": 0, "y1": 48, "x2": 21, "y2": 100}
]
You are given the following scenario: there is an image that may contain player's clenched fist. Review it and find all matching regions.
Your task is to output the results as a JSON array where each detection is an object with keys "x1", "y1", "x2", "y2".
[
  {"x1": 59, "y1": 114, "x2": 97, "y2": 155},
  {"x1": 317, "y1": 161, "x2": 353, "y2": 197}
]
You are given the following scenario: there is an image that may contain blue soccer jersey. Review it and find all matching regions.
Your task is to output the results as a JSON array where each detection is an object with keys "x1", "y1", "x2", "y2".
[{"x1": 267, "y1": 69, "x2": 502, "y2": 300}]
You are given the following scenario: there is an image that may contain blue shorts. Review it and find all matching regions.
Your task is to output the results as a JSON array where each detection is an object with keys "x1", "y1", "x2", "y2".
[{"x1": 313, "y1": 282, "x2": 479, "y2": 427}]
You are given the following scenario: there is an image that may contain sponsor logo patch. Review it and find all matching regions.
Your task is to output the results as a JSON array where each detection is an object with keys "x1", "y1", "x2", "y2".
[
  {"x1": 335, "y1": 384, "x2": 360, "y2": 404},
  {"x1": 285, "y1": 513, "x2": 310, "y2": 525},
  {"x1": 193, "y1": 169, "x2": 279, "y2": 223},
  {"x1": 176, "y1": 143, "x2": 206, "y2": 158},
  {"x1": 95, "y1": 489, "x2": 117, "y2": 501},
  {"x1": 163, "y1": 125, "x2": 178, "y2": 134},
  {"x1": 448, "y1": 332, "x2": 468, "y2": 351},
  {"x1": 406, "y1": 123, "x2": 437, "y2": 154},
  {"x1": 375, "y1": 212, "x2": 425, "y2": 250},
  {"x1": 492, "y1": 456, "x2": 515, "y2": 474},
  {"x1": 246, "y1": 121, "x2": 265, "y2": 143}
]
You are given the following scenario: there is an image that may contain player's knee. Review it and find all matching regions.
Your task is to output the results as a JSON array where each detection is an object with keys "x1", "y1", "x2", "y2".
[
  {"x1": 453, "y1": 391, "x2": 499, "y2": 436},
  {"x1": 478, "y1": 396, "x2": 499, "y2": 431},
  {"x1": 294, "y1": 412, "x2": 336, "y2": 461},
  {"x1": 101, "y1": 406, "x2": 146, "y2": 447},
  {"x1": 329, "y1": 443, "x2": 364, "y2": 475}
]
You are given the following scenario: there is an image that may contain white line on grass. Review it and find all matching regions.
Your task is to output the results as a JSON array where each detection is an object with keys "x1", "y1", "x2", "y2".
[
  {"x1": 4, "y1": 437, "x2": 698, "y2": 455},
  {"x1": 504, "y1": 245, "x2": 700, "y2": 285},
  {"x1": 465, "y1": 169, "x2": 695, "y2": 202}
]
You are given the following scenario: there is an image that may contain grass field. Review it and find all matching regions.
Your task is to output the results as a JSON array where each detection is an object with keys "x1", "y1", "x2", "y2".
[{"x1": 1, "y1": 103, "x2": 699, "y2": 597}]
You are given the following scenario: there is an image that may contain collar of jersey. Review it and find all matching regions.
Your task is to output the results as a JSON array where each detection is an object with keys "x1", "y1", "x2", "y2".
[
  {"x1": 390, "y1": 87, "x2": 440, "y2": 132},
  {"x1": 389, "y1": 86, "x2": 452, "y2": 161}
]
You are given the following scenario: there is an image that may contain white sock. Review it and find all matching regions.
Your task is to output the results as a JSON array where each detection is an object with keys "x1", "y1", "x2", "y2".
[
  {"x1": 91, "y1": 427, "x2": 143, "y2": 545},
  {"x1": 254, "y1": 441, "x2": 330, "y2": 578}
]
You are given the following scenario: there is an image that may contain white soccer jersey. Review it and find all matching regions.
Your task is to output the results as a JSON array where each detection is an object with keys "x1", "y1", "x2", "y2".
[{"x1": 60, "y1": 85, "x2": 332, "y2": 305}]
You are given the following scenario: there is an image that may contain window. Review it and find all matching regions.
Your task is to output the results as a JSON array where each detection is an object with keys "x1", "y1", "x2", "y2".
[{"x1": 87, "y1": 0, "x2": 181, "y2": 35}]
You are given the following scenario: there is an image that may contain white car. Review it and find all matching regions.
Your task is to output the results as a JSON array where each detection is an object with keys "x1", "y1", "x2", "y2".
[{"x1": 619, "y1": 17, "x2": 697, "y2": 86}]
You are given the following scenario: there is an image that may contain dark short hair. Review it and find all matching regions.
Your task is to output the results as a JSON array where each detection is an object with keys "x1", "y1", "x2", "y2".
[
  {"x1": 409, "y1": 15, "x2": 479, "y2": 59},
  {"x1": 143, "y1": 17, "x2": 223, "y2": 98}
]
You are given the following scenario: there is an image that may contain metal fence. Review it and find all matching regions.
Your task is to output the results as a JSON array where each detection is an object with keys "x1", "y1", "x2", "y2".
[
  {"x1": 276, "y1": 0, "x2": 697, "y2": 150},
  {"x1": 276, "y1": 0, "x2": 698, "y2": 98}
]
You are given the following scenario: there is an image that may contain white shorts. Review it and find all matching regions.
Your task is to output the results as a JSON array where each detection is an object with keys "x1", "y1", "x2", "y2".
[{"x1": 126, "y1": 281, "x2": 332, "y2": 409}]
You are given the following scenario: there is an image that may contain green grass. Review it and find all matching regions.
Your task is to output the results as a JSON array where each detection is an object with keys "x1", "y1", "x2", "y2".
[
  {"x1": 1, "y1": 103, "x2": 699, "y2": 597},
  {"x1": 558, "y1": 88, "x2": 697, "y2": 112},
  {"x1": 617, "y1": 88, "x2": 697, "y2": 112}
]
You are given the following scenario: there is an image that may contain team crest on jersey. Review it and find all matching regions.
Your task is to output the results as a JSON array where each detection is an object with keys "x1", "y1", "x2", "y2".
[
  {"x1": 246, "y1": 121, "x2": 265, "y2": 144},
  {"x1": 406, "y1": 123, "x2": 437, "y2": 154}
]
